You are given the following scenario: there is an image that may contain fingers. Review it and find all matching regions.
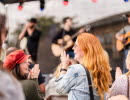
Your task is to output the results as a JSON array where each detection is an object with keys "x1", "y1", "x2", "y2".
[
  {"x1": 33, "y1": 64, "x2": 40, "y2": 78},
  {"x1": 115, "y1": 67, "x2": 122, "y2": 79},
  {"x1": 61, "y1": 49, "x2": 67, "y2": 57},
  {"x1": 67, "y1": 54, "x2": 69, "y2": 59},
  {"x1": 27, "y1": 72, "x2": 31, "y2": 79},
  {"x1": 60, "y1": 50, "x2": 71, "y2": 69},
  {"x1": 29, "y1": 64, "x2": 40, "y2": 79}
]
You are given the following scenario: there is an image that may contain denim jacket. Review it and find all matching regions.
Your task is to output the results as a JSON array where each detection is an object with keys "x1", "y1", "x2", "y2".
[{"x1": 55, "y1": 64, "x2": 100, "y2": 100}]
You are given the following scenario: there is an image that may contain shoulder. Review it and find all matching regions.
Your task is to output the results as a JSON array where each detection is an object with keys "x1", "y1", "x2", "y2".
[
  {"x1": 69, "y1": 64, "x2": 83, "y2": 70},
  {"x1": 116, "y1": 75, "x2": 127, "y2": 81},
  {"x1": 113, "y1": 75, "x2": 127, "y2": 85},
  {"x1": 20, "y1": 79, "x2": 36, "y2": 88},
  {"x1": 68, "y1": 64, "x2": 85, "y2": 74}
]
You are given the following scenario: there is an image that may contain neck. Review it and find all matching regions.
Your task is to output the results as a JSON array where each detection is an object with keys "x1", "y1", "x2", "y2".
[{"x1": 64, "y1": 24, "x2": 71, "y2": 31}]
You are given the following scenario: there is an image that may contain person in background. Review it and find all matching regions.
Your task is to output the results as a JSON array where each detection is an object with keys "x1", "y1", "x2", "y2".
[
  {"x1": 45, "y1": 63, "x2": 63, "y2": 99},
  {"x1": 6, "y1": 47, "x2": 17, "y2": 56},
  {"x1": 5, "y1": 47, "x2": 46, "y2": 94},
  {"x1": 115, "y1": 13, "x2": 130, "y2": 73},
  {"x1": 55, "y1": 33, "x2": 112, "y2": 100},
  {"x1": 19, "y1": 18, "x2": 41, "y2": 63},
  {"x1": 107, "y1": 50, "x2": 130, "y2": 99},
  {"x1": 0, "y1": 68, "x2": 25, "y2": 100},
  {"x1": 52, "y1": 17, "x2": 76, "y2": 58},
  {"x1": 3, "y1": 50, "x2": 44, "y2": 100}
]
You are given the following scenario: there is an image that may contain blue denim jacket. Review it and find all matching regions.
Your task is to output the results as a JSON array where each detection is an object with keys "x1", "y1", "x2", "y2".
[{"x1": 55, "y1": 64, "x2": 100, "y2": 100}]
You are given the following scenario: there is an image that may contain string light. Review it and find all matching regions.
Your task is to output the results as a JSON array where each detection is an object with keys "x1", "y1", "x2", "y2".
[
  {"x1": 63, "y1": 0, "x2": 69, "y2": 6},
  {"x1": 40, "y1": 0, "x2": 45, "y2": 11},
  {"x1": 91, "y1": 0, "x2": 98, "y2": 3},
  {"x1": 124, "y1": 0, "x2": 129, "y2": 2},
  {"x1": 18, "y1": 1, "x2": 23, "y2": 11}
]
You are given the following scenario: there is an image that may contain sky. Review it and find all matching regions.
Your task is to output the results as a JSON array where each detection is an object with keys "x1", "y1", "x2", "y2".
[{"x1": 0, "y1": 0, "x2": 130, "y2": 34}]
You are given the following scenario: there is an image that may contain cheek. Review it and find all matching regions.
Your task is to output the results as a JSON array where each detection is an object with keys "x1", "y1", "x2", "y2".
[
  {"x1": 74, "y1": 48, "x2": 84, "y2": 58},
  {"x1": 19, "y1": 64, "x2": 29, "y2": 74}
]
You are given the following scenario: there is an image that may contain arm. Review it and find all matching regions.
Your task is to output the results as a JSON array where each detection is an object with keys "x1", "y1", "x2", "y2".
[
  {"x1": 55, "y1": 50, "x2": 76, "y2": 94},
  {"x1": 19, "y1": 23, "x2": 29, "y2": 40},
  {"x1": 27, "y1": 64, "x2": 44, "y2": 99},
  {"x1": 32, "y1": 78, "x2": 45, "y2": 100},
  {"x1": 55, "y1": 65, "x2": 77, "y2": 94},
  {"x1": 115, "y1": 28, "x2": 125, "y2": 41},
  {"x1": 52, "y1": 29, "x2": 63, "y2": 44}
]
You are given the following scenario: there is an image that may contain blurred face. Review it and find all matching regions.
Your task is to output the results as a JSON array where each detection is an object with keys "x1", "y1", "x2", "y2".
[
  {"x1": 19, "y1": 59, "x2": 30, "y2": 75},
  {"x1": 128, "y1": 17, "x2": 130, "y2": 23},
  {"x1": 126, "y1": 52, "x2": 130, "y2": 70},
  {"x1": 73, "y1": 40, "x2": 84, "y2": 62},
  {"x1": 66, "y1": 18, "x2": 72, "y2": 27},
  {"x1": 28, "y1": 22, "x2": 36, "y2": 28}
]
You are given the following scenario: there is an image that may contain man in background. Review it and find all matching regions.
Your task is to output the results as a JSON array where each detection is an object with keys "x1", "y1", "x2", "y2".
[
  {"x1": 52, "y1": 17, "x2": 76, "y2": 58},
  {"x1": 19, "y1": 18, "x2": 41, "y2": 63},
  {"x1": 115, "y1": 13, "x2": 130, "y2": 73}
]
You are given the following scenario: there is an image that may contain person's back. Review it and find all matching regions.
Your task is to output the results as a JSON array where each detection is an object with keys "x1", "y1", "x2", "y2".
[{"x1": 56, "y1": 64, "x2": 100, "y2": 100}]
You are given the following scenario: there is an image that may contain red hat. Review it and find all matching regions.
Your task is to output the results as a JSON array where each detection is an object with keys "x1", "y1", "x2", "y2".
[{"x1": 3, "y1": 50, "x2": 31, "y2": 70}]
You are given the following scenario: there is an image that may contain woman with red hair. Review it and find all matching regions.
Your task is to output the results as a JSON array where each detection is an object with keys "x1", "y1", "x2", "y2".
[{"x1": 55, "y1": 33, "x2": 112, "y2": 100}]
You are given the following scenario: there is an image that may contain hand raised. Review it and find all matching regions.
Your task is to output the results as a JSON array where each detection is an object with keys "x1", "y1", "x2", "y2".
[
  {"x1": 28, "y1": 64, "x2": 40, "y2": 79},
  {"x1": 60, "y1": 50, "x2": 70, "y2": 69}
]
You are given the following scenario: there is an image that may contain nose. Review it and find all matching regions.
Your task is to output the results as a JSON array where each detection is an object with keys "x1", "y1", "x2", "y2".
[
  {"x1": 72, "y1": 46, "x2": 75, "y2": 50},
  {"x1": 27, "y1": 62, "x2": 30, "y2": 66}
]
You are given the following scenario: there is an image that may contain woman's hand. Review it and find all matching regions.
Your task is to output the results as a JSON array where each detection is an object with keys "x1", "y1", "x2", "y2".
[
  {"x1": 28, "y1": 64, "x2": 40, "y2": 79},
  {"x1": 60, "y1": 50, "x2": 70, "y2": 69},
  {"x1": 115, "y1": 67, "x2": 122, "y2": 79}
]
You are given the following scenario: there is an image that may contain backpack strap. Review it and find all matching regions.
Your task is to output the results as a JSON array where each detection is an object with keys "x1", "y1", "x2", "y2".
[{"x1": 83, "y1": 66, "x2": 94, "y2": 100}]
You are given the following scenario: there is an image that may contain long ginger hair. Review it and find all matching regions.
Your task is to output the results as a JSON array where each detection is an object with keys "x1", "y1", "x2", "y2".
[{"x1": 77, "y1": 33, "x2": 112, "y2": 99}]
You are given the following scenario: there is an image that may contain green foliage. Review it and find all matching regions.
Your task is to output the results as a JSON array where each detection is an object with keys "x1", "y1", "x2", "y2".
[
  {"x1": 13, "y1": 24, "x2": 23, "y2": 35},
  {"x1": 13, "y1": 16, "x2": 60, "y2": 37},
  {"x1": 36, "y1": 16, "x2": 59, "y2": 36}
]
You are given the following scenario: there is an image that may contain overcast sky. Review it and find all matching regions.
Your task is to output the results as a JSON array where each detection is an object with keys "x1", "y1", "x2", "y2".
[{"x1": 0, "y1": 0, "x2": 130, "y2": 33}]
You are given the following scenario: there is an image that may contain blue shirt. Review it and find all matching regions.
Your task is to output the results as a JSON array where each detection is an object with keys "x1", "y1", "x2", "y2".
[{"x1": 55, "y1": 64, "x2": 100, "y2": 100}]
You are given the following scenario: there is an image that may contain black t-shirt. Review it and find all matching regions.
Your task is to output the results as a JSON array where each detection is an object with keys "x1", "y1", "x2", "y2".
[
  {"x1": 25, "y1": 29, "x2": 41, "y2": 61},
  {"x1": 29, "y1": 63, "x2": 45, "y2": 85},
  {"x1": 52, "y1": 28, "x2": 76, "y2": 52}
]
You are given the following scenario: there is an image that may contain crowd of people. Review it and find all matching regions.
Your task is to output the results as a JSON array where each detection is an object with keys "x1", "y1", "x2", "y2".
[{"x1": 0, "y1": 15, "x2": 130, "y2": 100}]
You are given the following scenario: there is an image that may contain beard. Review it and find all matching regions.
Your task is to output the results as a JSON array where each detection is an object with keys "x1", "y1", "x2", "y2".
[{"x1": 29, "y1": 25, "x2": 35, "y2": 29}]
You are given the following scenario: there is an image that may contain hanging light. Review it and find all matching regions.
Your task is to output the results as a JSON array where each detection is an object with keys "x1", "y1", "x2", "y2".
[
  {"x1": 40, "y1": 0, "x2": 45, "y2": 11},
  {"x1": 63, "y1": 0, "x2": 69, "y2": 5},
  {"x1": 91, "y1": 0, "x2": 98, "y2": 3},
  {"x1": 18, "y1": 1, "x2": 24, "y2": 11},
  {"x1": 124, "y1": 0, "x2": 129, "y2": 2}
]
